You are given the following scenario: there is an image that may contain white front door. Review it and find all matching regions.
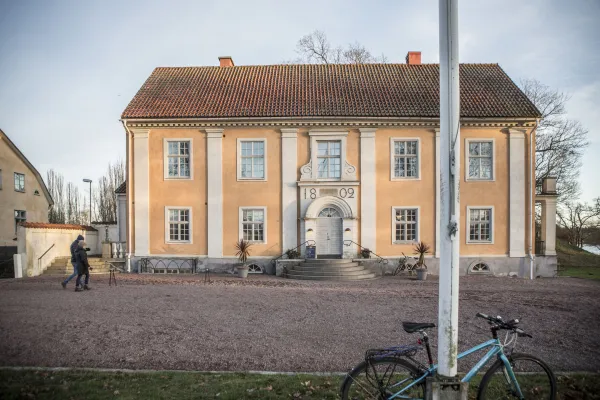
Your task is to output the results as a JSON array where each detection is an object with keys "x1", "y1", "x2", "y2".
[{"x1": 316, "y1": 207, "x2": 343, "y2": 258}]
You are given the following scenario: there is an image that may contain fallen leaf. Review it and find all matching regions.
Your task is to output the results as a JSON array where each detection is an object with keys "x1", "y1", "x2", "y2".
[{"x1": 114, "y1": 390, "x2": 120, "y2": 395}]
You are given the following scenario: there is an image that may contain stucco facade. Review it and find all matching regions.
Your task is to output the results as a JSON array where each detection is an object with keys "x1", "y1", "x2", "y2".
[
  {"x1": 120, "y1": 56, "x2": 556, "y2": 277},
  {"x1": 0, "y1": 129, "x2": 52, "y2": 246}
]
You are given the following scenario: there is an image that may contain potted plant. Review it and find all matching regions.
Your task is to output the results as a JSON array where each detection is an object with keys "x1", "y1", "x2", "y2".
[
  {"x1": 235, "y1": 239, "x2": 252, "y2": 278},
  {"x1": 413, "y1": 241, "x2": 431, "y2": 281},
  {"x1": 361, "y1": 248, "x2": 371, "y2": 259},
  {"x1": 285, "y1": 248, "x2": 300, "y2": 259}
]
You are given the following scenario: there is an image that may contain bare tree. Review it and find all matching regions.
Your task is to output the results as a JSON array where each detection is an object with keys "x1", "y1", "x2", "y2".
[
  {"x1": 521, "y1": 79, "x2": 589, "y2": 201},
  {"x1": 557, "y1": 198, "x2": 600, "y2": 248},
  {"x1": 94, "y1": 160, "x2": 125, "y2": 223},
  {"x1": 65, "y1": 181, "x2": 83, "y2": 224},
  {"x1": 294, "y1": 30, "x2": 387, "y2": 64},
  {"x1": 47, "y1": 169, "x2": 66, "y2": 223}
]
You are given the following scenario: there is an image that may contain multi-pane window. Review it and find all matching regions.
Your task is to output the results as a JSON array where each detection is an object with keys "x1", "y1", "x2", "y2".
[
  {"x1": 14, "y1": 173, "x2": 25, "y2": 192},
  {"x1": 394, "y1": 208, "x2": 418, "y2": 242},
  {"x1": 167, "y1": 209, "x2": 190, "y2": 242},
  {"x1": 166, "y1": 141, "x2": 191, "y2": 178},
  {"x1": 240, "y1": 141, "x2": 265, "y2": 179},
  {"x1": 393, "y1": 140, "x2": 419, "y2": 178},
  {"x1": 467, "y1": 141, "x2": 493, "y2": 180},
  {"x1": 317, "y1": 141, "x2": 341, "y2": 179},
  {"x1": 468, "y1": 208, "x2": 492, "y2": 242},
  {"x1": 14, "y1": 210, "x2": 26, "y2": 234},
  {"x1": 242, "y1": 209, "x2": 265, "y2": 242}
]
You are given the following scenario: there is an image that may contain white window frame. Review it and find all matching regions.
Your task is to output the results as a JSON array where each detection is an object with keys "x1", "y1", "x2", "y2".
[
  {"x1": 163, "y1": 139, "x2": 193, "y2": 180},
  {"x1": 237, "y1": 138, "x2": 267, "y2": 181},
  {"x1": 316, "y1": 140, "x2": 342, "y2": 179},
  {"x1": 239, "y1": 206, "x2": 267, "y2": 244},
  {"x1": 14, "y1": 172, "x2": 25, "y2": 192},
  {"x1": 465, "y1": 139, "x2": 495, "y2": 181},
  {"x1": 466, "y1": 206, "x2": 494, "y2": 244},
  {"x1": 390, "y1": 138, "x2": 421, "y2": 180},
  {"x1": 307, "y1": 130, "x2": 355, "y2": 181},
  {"x1": 14, "y1": 210, "x2": 26, "y2": 234},
  {"x1": 391, "y1": 206, "x2": 420, "y2": 244},
  {"x1": 164, "y1": 206, "x2": 193, "y2": 244}
]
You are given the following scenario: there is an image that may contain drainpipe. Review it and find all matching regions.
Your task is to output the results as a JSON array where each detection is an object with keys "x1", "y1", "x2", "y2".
[
  {"x1": 529, "y1": 119, "x2": 539, "y2": 280},
  {"x1": 121, "y1": 119, "x2": 133, "y2": 273}
]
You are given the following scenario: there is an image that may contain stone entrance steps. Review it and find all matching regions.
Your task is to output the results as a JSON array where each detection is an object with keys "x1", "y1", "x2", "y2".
[
  {"x1": 285, "y1": 259, "x2": 376, "y2": 281},
  {"x1": 43, "y1": 256, "x2": 111, "y2": 275}
]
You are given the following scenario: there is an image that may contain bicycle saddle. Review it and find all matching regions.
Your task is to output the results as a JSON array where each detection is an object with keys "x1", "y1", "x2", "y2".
[{"x1": 403, "y1": 322, "x2": 435, "y2": 333}]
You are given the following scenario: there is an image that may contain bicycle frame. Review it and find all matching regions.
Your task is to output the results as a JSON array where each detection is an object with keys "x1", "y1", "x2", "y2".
[{"x1": 386, "y1": 338, "x2": 523, "y2": 400}]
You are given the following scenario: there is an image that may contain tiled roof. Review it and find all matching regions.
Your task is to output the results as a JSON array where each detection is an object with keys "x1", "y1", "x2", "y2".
[
  {"x1": 115, "y1": 181, "x2": 126, "y2": 194},
  {"x1": 122, "y1": 63, "x2": 540, "y2": 119},
  {"x1": 21, "y1": 223, "x2": 97, "y2": 231}
]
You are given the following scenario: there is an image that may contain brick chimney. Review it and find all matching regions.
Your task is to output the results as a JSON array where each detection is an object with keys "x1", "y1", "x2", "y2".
[
  {"x1": 218, "y1": 56, "x2": 234, "y2": 67},
  {"x1": 406, "y1": 51, "x2": 421, "y2": 65}
]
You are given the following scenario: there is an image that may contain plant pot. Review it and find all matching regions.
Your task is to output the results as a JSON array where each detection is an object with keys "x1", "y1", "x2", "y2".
[
  {"x1": 236, "y1": 265, "x2": 249, "y2": 278},
  {"x1": 416, "y1": 268, "x2": 427, "y2": 281}
]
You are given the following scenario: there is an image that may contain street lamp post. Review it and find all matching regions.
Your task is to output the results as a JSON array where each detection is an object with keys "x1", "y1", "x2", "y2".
[{"x1": 83, "y1": 179, "x2": 92, "y2": 225}]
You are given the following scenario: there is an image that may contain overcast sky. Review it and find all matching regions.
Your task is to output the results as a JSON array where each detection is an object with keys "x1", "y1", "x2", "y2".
[{"x1": 1, "y1": 0, "x2": 598, "y2": 202}]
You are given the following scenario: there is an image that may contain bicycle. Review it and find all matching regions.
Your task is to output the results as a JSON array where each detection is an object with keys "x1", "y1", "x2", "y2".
[
  {"x1": 341, "y1": 312, "x2": 556, "y2": 399},
  {"x1": 392, "y1": 253, "x2": 417, "y2": 276}
]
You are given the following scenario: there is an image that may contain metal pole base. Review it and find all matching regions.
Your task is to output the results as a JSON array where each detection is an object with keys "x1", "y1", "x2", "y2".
[{"x1": 426, "y1": 377, "x2": 469, "y2": 400}]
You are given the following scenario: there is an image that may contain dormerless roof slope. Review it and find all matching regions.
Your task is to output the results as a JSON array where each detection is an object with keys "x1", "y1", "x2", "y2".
[{"x1": 122, "y1": 63, "x2": 540, "y2": 119}]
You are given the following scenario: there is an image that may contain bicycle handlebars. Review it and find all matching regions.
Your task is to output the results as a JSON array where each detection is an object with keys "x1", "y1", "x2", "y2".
[{"x1": 476, "y1": 313, "x2": 533, "y2": 338}]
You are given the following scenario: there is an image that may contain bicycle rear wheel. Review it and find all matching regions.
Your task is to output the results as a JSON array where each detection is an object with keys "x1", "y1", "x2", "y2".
[
  {"x1": 340, "y1": 357, "x2": 425, "y2": 400},
  {"x1": 478, "y1": 353, "x2": 556, "y2": 399}
]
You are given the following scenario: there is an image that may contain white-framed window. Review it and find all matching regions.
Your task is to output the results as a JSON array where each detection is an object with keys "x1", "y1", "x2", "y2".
[
  {"x1": 317, "y1": 140, "x2": 342, "y2": 179},
  {"x1": 466, "y1": 139, "x2": 494, "y2": 180},
  {"x1": 237, "y1": 139, "x2": 266, "y2": 180},
  {"x1": 14, "y1": 172, "x2": 25, "y2": 192},
  {"x1": 391, "y1": 138, "x2": 420, "y2": 179},
  {"x1": 239, "y1": 207, "x2": 266, "y2": 243},
  {"x1": 467, "y1": 207, "x2": 494, "y2": 244},
  {"x1": 392, "y1": 207, "x2": 419, "y2": 243},
  {"x1": 165, "y1": 207, "x2": 192, "y2": 243},
  {"x1": 164, "y1": 139, "x2": 192, "y2": 179},
  {"x1": 15, "y1": 210, "x2": 26, "y2": 234}
]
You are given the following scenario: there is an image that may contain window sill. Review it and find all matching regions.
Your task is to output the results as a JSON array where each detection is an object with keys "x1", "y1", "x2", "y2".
[
  {"x1": 465, "y1": 178, "x2": 495, "y2": 182},
  {"x1": 393, "y1": 240, "x2": 418, "y2": 245},
  {"x1": 164, "y1": 177, "x2": 192, "y2": 180},
  {"x1": 244, "y1": 241, "x2": 266, "y2": 245},
  {"x1": 237, "y1": 178, "x2": 267, "y2": 182},
  {"x1": 165, "y1": 241, "x2": 192, "y2": 245},
  {"x1": 390, "y1": 177, "x2": 421, "y2": 181},
  {"x1": 466, "y1": 241, "x2": 493, "y2": 245},
  {"x1": 15, "y1": 190, "x2": 25, "y2": 193}
]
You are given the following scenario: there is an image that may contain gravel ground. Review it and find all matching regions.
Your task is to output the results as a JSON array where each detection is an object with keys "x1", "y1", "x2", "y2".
[{"x1": 0, "y1": 274, "x2": 599, "y2": 373}]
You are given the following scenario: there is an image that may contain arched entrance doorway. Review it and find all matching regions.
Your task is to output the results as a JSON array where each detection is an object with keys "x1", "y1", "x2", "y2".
[{"x1": 316, "y1": 206, "x2": 343, "y2": 258}]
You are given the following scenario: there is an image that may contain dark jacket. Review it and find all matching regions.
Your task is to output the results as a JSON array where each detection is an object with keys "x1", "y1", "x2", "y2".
[
  {"x1": 75, "y1": 247, "x2": 90, "y2": 275},
  {"x1": 70, "y1": 235, "x2": 85, "y2": 262}
]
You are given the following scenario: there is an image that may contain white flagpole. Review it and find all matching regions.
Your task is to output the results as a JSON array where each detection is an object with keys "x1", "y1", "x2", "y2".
[{"x1": 437, "y1": 0, "x2": 461, "y2": 379}]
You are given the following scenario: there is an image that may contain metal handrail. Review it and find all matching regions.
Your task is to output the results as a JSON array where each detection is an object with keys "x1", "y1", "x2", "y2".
[
  {"x1": 344, "y1": 240, "x2": 389, "y2": 264},
  {"x1": 272, "y1": 240, "x2": 316, "y2": 263},
  {"x1": 37, "y1": 243, "x2": 55, "y2": 272}
]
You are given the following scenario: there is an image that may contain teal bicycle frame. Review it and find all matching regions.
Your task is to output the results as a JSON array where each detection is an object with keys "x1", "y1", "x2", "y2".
[{"x1": 386, "y1": 337, "x2": 523, "y2": 400}]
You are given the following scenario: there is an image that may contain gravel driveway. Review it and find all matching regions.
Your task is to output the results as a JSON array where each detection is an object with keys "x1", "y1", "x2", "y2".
[{"x1": 0, "y1": 274, "x2": 598, "y2": 373}]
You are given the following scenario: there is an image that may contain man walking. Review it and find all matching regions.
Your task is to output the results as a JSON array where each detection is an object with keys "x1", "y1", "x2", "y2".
[
  {"x1": 61, "y1": 234, "x2": 84, "y2": 289},
  {"x1": 74, "y1": 240, "x2": 92, "y2": 292}
]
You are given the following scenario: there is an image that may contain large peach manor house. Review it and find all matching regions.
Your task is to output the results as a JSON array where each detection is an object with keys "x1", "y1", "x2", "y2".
[{"x1": 119, "y1": 53, "x2": 557, "y2": 278}]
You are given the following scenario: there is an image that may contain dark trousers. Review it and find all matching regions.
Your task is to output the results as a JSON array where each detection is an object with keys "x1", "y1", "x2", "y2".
[{"x1": 76, "y1": 271, "x2": 89, "y2": 287}]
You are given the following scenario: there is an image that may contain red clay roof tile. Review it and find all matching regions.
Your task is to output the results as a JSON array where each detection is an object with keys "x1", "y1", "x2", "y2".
[{"x1": 122, "y1": 63, "x2": 540, "y2": 119}]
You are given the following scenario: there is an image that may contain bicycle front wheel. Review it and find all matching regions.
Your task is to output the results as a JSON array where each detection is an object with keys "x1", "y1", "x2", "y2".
[
  {"x1": 478, "y1": 353, "x2": 556, "y2": 399},
  {"x1": 340, "y1": 357, "x2": 425, "y2": 400}
]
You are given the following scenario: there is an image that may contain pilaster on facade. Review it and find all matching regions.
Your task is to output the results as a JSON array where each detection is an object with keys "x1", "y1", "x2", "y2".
[
  {"x1": 206, "y1": 128, "x2": 224, "y2": 258},
  {"x1": 434, "y1": 129, "x2": 440, "y2": 258},
  {"x1": 360, "y1": 128, "x2": 377, "y2": 252},
  {"x1": 132, "y1": 128, "x2": 150, "y2": 256},
  {"x1": 280, "y1": 128, "x2": 298, "y2": 251},
  {"x1": 508, "y1": 128, "x2": 526, "y2": 257},
  {"x1": 539, "y1": 196, "x2": 558, "y2": 256}
]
